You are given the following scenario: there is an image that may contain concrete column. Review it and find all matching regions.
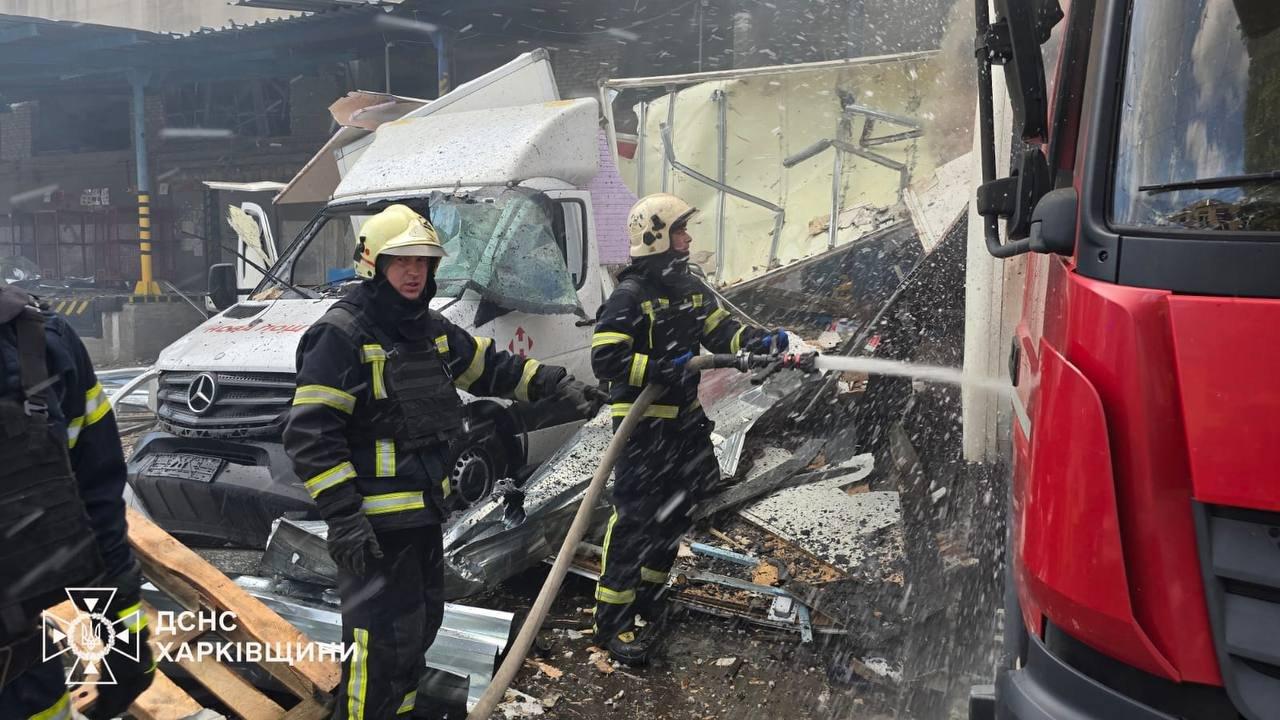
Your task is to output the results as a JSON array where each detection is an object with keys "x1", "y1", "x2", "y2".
[
  {"x1": 962, "y1": 31, "x2": 1024, "y2": 464},
  {"x1": 0, "y1": 101, "x2": 33, "y2": 161}
]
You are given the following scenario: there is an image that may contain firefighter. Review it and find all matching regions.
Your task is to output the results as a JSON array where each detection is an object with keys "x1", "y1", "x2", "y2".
[
  {"x1": 0, "y1": 284, "x2": 155, "y2": 719},
  {"x1": 591, "y1": 193, "x2": 789, "y2": 665},
  {"x1": 283, "y1": 204, "x2": 605, "y2": 719}
]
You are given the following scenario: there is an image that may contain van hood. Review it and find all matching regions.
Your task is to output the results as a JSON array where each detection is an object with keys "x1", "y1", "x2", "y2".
[{"x1": 156, "y1": 296, "x2": 466, "y2": 374}]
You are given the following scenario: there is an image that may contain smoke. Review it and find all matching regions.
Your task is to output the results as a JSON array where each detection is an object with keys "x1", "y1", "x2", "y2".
[{"x1": 920, "y1": 0, "x2": 977, "y2": 164}]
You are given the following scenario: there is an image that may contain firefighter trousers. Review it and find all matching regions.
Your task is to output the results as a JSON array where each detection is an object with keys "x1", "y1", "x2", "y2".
[
  {"x1": 0, "y1": 643, "x2": 72, "y2": 720},
  {"x1": 594, "y1": 418, "x2": 719, "y2": 638},
  {"x1": 332, "y1": 526, "x2": 444, "y2": 720}
]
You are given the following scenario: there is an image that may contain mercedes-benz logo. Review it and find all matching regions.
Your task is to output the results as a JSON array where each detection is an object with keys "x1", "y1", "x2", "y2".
[{"x1": 187, "y1": 373, "x2": 218, "y2": 415}]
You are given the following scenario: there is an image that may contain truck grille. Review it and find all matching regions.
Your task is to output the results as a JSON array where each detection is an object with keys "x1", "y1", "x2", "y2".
[
  {"x1": 157, "y1": 371, "x2": 295, "y2": 438},
  {"x1": 1195, "y1": 503, "x2": 1280, "y2": 720}
]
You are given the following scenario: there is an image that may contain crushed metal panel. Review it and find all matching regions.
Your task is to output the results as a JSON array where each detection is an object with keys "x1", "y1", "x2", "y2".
[
  {"x1": 738, "y1": 454, "x2": 899, "y2": 574},
  {"x1": 396, "y1": 48, "x2": 559, "y2": 122},
  {"x1": 259, "y1": 518, "x2": 336, "y2": 585},
  {"x1": 695, "y1": 440, "x2": 824, "y2": 520},
  {"x1": 328, "y1": 90, "x2": 428, "y2": 130},
  {"x1": 281, "y1": 49, "x2": 557, "y2": 205},
  {"x1": 274, "y1": 125, "x2": 368, "y2": 205},
  {"x1": 442, "y1": 365, "x2": 802, "y2": 594},
  {"x1": 904, "y1": 151, "x2": 972, "y2": 253},
  {"x1": 702, "y1": 359, "x2": 810, "y2": 479},
  {"x1": 202, "y1": 181, "x2": 288, "y2": 193},
  {"x1": 332, "y1": 98, "x2": 600, "y2": 202},
  {"x1": 443, "y1": 411, "x2": 612, "y2": 597}
]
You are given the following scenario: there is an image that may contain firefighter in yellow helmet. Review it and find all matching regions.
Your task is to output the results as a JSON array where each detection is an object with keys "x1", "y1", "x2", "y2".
[
  {"x1": 284, "y1": 204, "x2": 604, "y2": 718},
  {"x1": 591, "y1": 193, "x2": 790, "y2": 665}
]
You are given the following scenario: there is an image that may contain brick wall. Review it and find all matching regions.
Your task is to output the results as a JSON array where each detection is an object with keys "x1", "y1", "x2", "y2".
[
  {"x1": 589, "y1": 131, "x2": 638, "y2": 265},
  {"x1": 0, "y1": 102, "x2": 34, "y2": 161}
]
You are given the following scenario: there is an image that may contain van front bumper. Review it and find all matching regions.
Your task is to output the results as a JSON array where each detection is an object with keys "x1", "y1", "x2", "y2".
[{"x1": 127, "y1": 431, "x2": 316, "y2": 548}]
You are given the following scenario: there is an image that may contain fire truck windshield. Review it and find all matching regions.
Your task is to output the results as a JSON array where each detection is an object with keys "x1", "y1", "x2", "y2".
[{"x1": 1112, "y1": 0, "x2": 1280, "y2": 232}]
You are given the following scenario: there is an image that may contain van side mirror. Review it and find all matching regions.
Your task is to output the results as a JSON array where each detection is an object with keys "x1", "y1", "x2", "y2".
[{"x1": 208, "y1": 263, "x2": 237, "y2": 311}]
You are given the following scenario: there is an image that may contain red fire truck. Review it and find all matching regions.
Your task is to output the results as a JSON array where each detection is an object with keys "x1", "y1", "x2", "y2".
[{"x1": 970, "y1": 1, "x2": 1280, "y2": 718}]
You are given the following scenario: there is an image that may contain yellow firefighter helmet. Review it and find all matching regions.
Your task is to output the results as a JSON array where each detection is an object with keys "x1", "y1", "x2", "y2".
[
  {"x1": 353, "y1": 204, "x2": 447, "y2": 279},
  {"x1": 627, "y1": 193, "x2": 697, "y2": 258}
]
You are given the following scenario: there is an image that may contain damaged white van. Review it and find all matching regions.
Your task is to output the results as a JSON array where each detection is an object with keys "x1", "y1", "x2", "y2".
[{"x1": 128, "y1": 52, "x2": 626, "y2": 546}]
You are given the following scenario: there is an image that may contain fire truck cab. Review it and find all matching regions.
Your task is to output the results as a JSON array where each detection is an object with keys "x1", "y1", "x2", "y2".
[{"x1": 970, "y1": 1, "x2": 1280, "y2": 718}]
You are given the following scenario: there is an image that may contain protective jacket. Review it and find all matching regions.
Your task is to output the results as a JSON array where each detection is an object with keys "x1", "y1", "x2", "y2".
[
  {"x1": 0, "y1": 286, "x2": 153, "y2": 718},
  {"x1": 284, "y1": 279, "x2": 564, "y2": 529},
  {"x1": 591, "y1": 257, "x2": 763, "y2": 422},
  {"x1": 0, "y1": 287, "x2": 131, "y2": 618}
]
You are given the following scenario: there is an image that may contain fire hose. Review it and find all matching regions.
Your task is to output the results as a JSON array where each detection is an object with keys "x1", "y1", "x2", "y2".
[{"x1": 468, "y1": 351, "x2": 816, "y2": 719}]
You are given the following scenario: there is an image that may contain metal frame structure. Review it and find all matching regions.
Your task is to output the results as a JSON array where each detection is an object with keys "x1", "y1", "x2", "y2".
[
  {"x1": 599, "y1": 50, "x2": 936, "y2": 282},
  {"x1": 782, "y1": 102, "x2": 923, "y2": 249}
]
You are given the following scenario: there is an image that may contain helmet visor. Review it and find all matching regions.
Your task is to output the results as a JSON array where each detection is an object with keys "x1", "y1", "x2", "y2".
[{"x1": 379, "y1": 243, "x2": 447, "y2": 258}]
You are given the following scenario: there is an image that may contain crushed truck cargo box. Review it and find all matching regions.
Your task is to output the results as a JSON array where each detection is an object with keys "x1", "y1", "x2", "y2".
[{"x1": 604, "y1": 52, "x2": 948, "y2": 286}]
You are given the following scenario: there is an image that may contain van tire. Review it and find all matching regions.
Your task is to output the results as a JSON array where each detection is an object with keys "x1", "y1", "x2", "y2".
[{"x1": 449, "y1": 427, "x2": 509, "y2": 507}]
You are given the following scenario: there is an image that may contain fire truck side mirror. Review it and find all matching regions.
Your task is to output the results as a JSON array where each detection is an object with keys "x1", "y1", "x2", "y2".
[
  {"x1": 208, "y1": 263, "x2": 237, "y2": 311},
  {"x1": 988, "y1": 0, "x2": 1056, "y2": 141},
  {"x1": 974, "y1": 0, "x2": 1063, "y2": 258},
  {"x1": 1028, "y1": 187, "x2": 1077, "y2": 256}
]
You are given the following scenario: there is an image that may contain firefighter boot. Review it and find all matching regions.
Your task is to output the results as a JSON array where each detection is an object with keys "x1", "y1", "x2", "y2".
[
  {"x1": 606, "y1": 607, "x2": 670, "y2": 667},
  {"x1": 604, "y1": 627, "x2": 654, "y2": 667}
]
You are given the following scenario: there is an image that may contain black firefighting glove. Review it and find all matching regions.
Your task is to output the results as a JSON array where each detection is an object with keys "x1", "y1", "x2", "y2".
[
  {"x1": 87, "y1": 562, "x2": 155, "y2": 720},
  {"x1": 324, "y1": 497, "x2": 383, "y2": 577},
  {"x1": 529, "y1": 364, "x2": 569, "y2": 401},
  {"x1": 554, "y1": 376, "x2": 609, "y2": 417}
]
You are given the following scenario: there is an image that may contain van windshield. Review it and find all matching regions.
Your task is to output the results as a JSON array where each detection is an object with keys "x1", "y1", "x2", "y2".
[
  {"x1": 1112, "y1": 0, "x2": 1280, "y2": 231},
  {"x1": 252, "y1": 187, "x2": 582, "y2": 315}
]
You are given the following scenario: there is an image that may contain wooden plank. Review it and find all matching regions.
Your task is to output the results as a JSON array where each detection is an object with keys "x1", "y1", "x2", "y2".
[
  {"x1": 282, "y1": 698, "x2": 334, "y2": 720},
  {"x1": 139, "y1": 603, "x2": 285, "y2": 720},
  {"x1": 126, "y1": 509, "x2": 340, "y2": 695},
  {"x1": 136, "y1": 554, "x2": 204, "y2": 612},
  {"x1": 129, "y1": 669, "x2": 205, "y2": 720},
  {"x1": 177, "y1": 650, "x2": 284, "y2": 720},
  {"x1": 60, "y1": 663, "x2": 204, "y2": 720}
]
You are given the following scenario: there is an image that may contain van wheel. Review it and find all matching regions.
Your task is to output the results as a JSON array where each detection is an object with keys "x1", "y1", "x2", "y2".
[{"x1": 449, "y1": 432, "x2": 508, "y2": 506}]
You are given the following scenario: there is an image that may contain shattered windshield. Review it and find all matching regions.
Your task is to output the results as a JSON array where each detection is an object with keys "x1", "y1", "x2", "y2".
[
  {"x1": 1112, "y1": 0, "x2": 1280, "y2": 231},
  {"x1": 254, "y1": 188, "x2": 581, "y2": 314}
]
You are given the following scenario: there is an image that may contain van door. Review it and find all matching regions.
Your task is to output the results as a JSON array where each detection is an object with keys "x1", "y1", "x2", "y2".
[
  {"x1": 546, "y1": 190, "x2": 601, "y2": 316},
  {"x1": 227, "y1": 202, "x2": 279, "y2": 299}
]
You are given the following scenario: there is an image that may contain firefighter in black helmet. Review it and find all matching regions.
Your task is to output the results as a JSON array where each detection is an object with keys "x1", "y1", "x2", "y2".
[
  {"x1": 591, "y1": 193, "x2": 789, "y2": 665},
  {"x1": 0, "y1": 284, "x2": 155, "y2": 719},
  {"x1": 283, "y1": 204, "x2": 605, "y2": 719}
]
